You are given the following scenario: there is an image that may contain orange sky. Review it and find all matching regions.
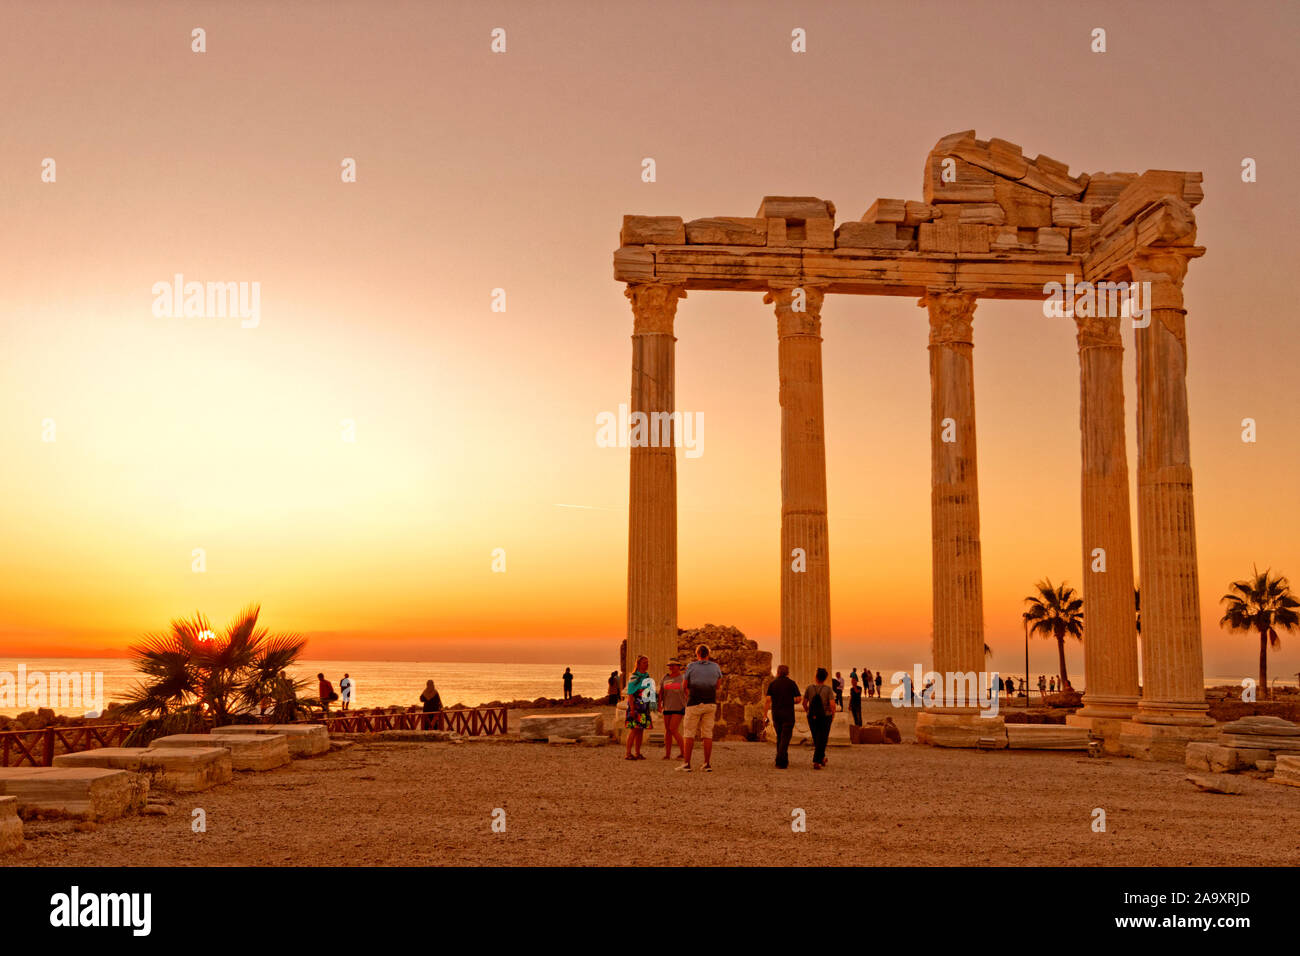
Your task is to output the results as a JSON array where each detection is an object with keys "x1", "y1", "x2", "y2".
[{"x1": 1, "y1": 0, "x2": 1298, "y2": 684}]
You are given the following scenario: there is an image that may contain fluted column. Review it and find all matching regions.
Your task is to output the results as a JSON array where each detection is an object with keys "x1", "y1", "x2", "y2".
[
  {"x1": 925, "y1": 291, "x2": 985, "y2": 710},
  {"x1": 1074, "y1": 311, "x2": 1141, "y2": 718},
  {"x1": 1129, "y1": 253, "x2": 1211, "y2": 725},
  {"x1": 766, "y1": 285, "x2": 831, "y2": 690},
  {"x1": 625, "y1": 282, "x2": 686, "y2": 683}
]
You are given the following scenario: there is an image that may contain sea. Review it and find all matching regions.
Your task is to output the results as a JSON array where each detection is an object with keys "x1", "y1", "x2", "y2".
[{"x1": 0, "y1": 656, "x2": 1291, "y2": 718}]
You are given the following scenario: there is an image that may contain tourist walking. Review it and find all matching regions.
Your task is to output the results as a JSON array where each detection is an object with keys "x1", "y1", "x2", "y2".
[
  {"x1": 420, "y1": 679, "x2": 442, "y2": 729},
  {"x1": 832, "y1": 671, "x2": 844, "y2": 709},
  {"x1": 659, "y1": 659, "x2": 687, "y2": 760},
  {"x1": 624, "y1": 655, "x2": 654, "y2": 760},
  {"x1": 562, "y1": 667, "x2": 574, "y2": 700},
  {"x1": 339, "y1": 673, "x2": 353, "y2": 712},
  {"x1": 849, "y1": 678, "x2": 863, "y2": 726},
  {"x1": 679, "y1": 643, "x2": 722, "y2": 772},
  {"x1": 764, "y1": 664, "x2": 801, "y2": 769},
  {"x1": 607, "y1": 671, "x2": 620, "y2": 705},
  {"x1": 317, "y1": 673, "x2": 336, "y2": 718},
  {"x1": 803, "y1": 667, "x2": 837, "y2": 770}
]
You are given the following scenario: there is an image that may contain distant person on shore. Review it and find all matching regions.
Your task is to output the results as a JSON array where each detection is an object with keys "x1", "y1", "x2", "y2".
[
  {"x1": 850, "y1": 667, "x2": 858, "y2": 687},
  {"x1": 1038, "y1": 675, "x2": 1047, "y2": 698},
  {"x1": 832, "y1": 671, "x2": 844, "y2": 709},
  {"x1": 607, "y1": 671, "x2": 620, "y2": 706},
  {"x1": 764, "y1": 664, "x2": 801, "y2": 770},
  {"x1": 562, "y1": 667, "x2": 573, "y2": 700},
  {"x1": 317, "y1": 673, "x2": 336, "y2": 718},
  {"x1": 339, "y1": 673, "x2": 353, "y2": 712},
  {"x1": 1049, "y1": 676, "x2": 1056, "y2": 694},
  {"x1": 875, "y1": 671, "x2": 882, "y2": 699},
  {"x1": 420, "y1": 679, "x2": 442, "y2": 730},
  {"x1": 849, "y1": 677, "x2": 863, "y2": 726},
  {"x1": 624, "y1": 655, "x2": 654, "y2": 760},
  {"x1": 659, "y1": 659, "x2": 686, "y2": 760},
  {"x1": 679, "y1": 644, "x2": 722, "y2": 773},
  {"x1": 864, "y1": 668, "x2": 874, "y2": 698},
  {"x1": 802, "y1": 667, "x2": 837, "y2": 770}
]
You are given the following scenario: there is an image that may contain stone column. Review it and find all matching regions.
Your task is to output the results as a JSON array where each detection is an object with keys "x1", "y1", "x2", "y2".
[
  {"x1": 1126, "y1": 252, "x2": 1212, "y2": 733},
  {"x1": 766, "y1": 285, "x2": 831, "y2": 690},
  {"x1": 916, "y1": 292, "x2": 999, "y2": 746},
  {"x1": 1072, "y1": 311, "x2": 1141, "y2": 725},
  {"x1": 625, "y1": 282, "x2": 685, "y2": 684}
]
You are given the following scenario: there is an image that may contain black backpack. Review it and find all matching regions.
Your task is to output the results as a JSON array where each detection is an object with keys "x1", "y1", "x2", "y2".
[{"x1": 806, "y1": 686, "x2": 826, "y2": 719}]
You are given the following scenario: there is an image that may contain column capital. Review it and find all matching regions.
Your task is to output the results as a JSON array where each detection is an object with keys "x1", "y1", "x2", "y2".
[
  {"x1": 920, "y1": 291, "x2": 977, "y2": 346},
  {"x1": 765, "y1": 284, "x2": 825, "y2": 337},
  {"x1": 625, "y1": 282, "x2": 686, "y2": 334},
  {"x1": 1074, "y1": 312, "x2": 1123, "y2": 351},
  {"x1": 1128, "y1": 251, "x2": 1189, "y2": 310}
]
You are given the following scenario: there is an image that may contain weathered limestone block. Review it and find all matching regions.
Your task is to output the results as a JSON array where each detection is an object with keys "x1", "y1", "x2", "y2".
[
  {"x1": 53, "y1": 746, "x2": 233, "y2": 792},
  {"x1": 0, "y1": 767, "x2": 147, "y2": 820},
  {"x1": 0, "y1": 796, "x2": 22, "y2": 853},
  {"x1": 835, "y1": 222, "x2": 910, "y2": 249},
  {"x1": 1035, "y1": 227, "x2": 1069, "y2": 254},
  {"x1": 1069, "y1": 227, "x2": 1096, "y2": 255},
  {"x1": 1005, "y1": 724, "x2": 1091, "y2": 750},
  {"x1": 1217, "y1": 733, "x2": 1300, "y2": 754},
  {"x1": 959, "y1": 224, "x2": 990, "y2": 253},
  {"x1": 518, "y1": 713, "x2": 604, "y2": 741},
  {"x1": 766, "y1": 217, "x2": 834, "y2": 248},
  {"x1": 212, "y1": 724, "x2": 330, "y2": 757},
  {"x1": 862, "y1": 198, "x2": 906, "y2": 223},
  {"x1": 917, "y1": 220, "x2": 960, "y2": 253},
  {"x1": 1184, "y1": 741, "x2": 1215, "y2": 772},
  {"x1": 915, "y1": 713, "x2": 1007, "y2": 749},
  {"x1": 1119, "y1": 722, "x2": 1218, "y2": 762},
  {"x1": 151, "y1": 733, "x2": 290, "y2": 771},
  {"x1": 620, "y1": 215, "x2": 685, "y2": 246},
  {"x1": 904, "y1": 201, "x2": 939, "y2": 225},
  {"x1": 1016, "y1": 158, "x2": 1086, "y2": 197},
  {"x1": 1207, "y1": 745, "x2": 1269, "y2": 773},
  {"x1": 675, "y1": 624, "x2": 773, "y2": 740},
  {"x1": 995, "y1": 178, "x2": 1053, "y2": 227},
  {"x1": 1187, "y1": 773, "x2": 1245, "y2": 795},
  {"x1": 949, "y1": 137, "x2": 1029, "y2": 179},
  {"x1": 957, "y1": 203, "x2": 1006, "y2": 225},
  {"x1": 1270, "y1": 755, "x2": 1300, "y2": 787},
  {"x1": 1051, "y1": 197, "x2": 1090, "y2": 227},
  {"x1": 756, "y1": 196, "x2": 834, "y2": 220},
  {"x1": 1220, "y1": 716, "x2": 1300, "y2": 737},
  {"x1": 685, "y1": 217, "x2": 767, "y2": 245}
]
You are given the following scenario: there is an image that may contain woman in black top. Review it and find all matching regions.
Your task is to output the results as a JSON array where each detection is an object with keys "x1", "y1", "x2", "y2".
[{"x1": 420, "y1": 679, "x2": 442, "y2": 729}]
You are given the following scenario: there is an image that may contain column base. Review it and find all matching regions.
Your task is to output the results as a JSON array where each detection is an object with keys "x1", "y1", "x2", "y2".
[
  {"x1": 1117, "y1": 719, "x2": 1218, "y2": 762},
  {"x1": 1075, "y1": 694, "x2": 1139, "y2": 721},
  {"x1": 1133, "y1": 699, "x2": 1214, "y2": 727},
  {"x1": 915, "y1": 711, "x2": 1007, "y2": 749},
  {"x1": 1065, "y1": 713, "x2": 1127, "y2": 754}
]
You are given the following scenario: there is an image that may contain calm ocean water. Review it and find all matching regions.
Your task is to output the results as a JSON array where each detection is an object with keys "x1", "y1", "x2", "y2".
[{"x1": 1, "y1": 656, "x2": 1290, "y2": 718}]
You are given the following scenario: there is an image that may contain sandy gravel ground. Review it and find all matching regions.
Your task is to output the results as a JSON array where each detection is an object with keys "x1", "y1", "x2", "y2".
[{"x1": 6, "y1": 702, "x2": 1297, "y2": 867}]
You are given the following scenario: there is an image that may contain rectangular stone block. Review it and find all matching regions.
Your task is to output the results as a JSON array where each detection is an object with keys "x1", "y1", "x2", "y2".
[
  {"x1": 212, "y1": 724, "x2": 330, "y2": 757},
  {"x1": 518, "y1": 713, "x2": 605, "y2": 741},
  {"x1": 1035, "y1": 227, "x2": 1069, "y2": 254},
  {"x1": 1005, "y1": 724, "x2": 1091, "y2": 750},
  {"x1": 835, "y1": 221, "x2": 910, "y2": 249},
  {"x1": 1272, "y1": 754, "x2": 1300, "y2": 785},
  {"x1": 0, "y1": 767, "x2": 147, "y2": 821},
  {"x1": 684, "y1": 217, "x2": 767, "y2": 245},
  {"x1": 861, "y1": 198, "x2": 906, "y2": 223},
  {"x1": 1017, "y1": 160, "x2": 1086, "y2": 197},
  {"x1": 949, "y1": 138, "x2": 1029, "y2": 179},
  {"x1": 917, "y1": 219, "x2": 960, "y2": 253},
  {"x1": 1051, "y1": 197, "x2": 1090, "y2": 227},
  {"x1": 756, "y1": 196, "x2": 834, "y2": 219},
  {"x1": 766, "y1": 217, "x2": 834, "y2": 248},
  {"x1": 1119, "y1": 721, "x2": 1218, "y2": 762},
  {"x1": 1184, "y1": 741, "x2": 1215, "y2": 772},
  {"x1": 903, "y1": 201, "x2": 939, "y2": 225},
  {"x1": 958, "y1": 224, "x2": 991, "y2": 253},
  {"x1": 0, "y1": 795, "x2": 21, "y2": 854},
  {"x1": 958, "y1": 203, "x2": 1006, "y2": 225},
  {"x1": 53, "y1": 746, "x2": 233, "y2": 792},
  {"x1": 994, "y1": 178, "x2": 1052, "y2": 227},
  {"x1": 620, "y1": 215, "x2": 685, "y2": 246},
  {"x1": 150, "y1": 733, "x2": 290, "y2": 771}
]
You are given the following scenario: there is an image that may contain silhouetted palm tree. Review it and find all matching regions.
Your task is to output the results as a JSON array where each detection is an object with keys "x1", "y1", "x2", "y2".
[
  {"x1": 1219, "y1": 567, "x2": 1299, "y2": 699},
  {"x1": 1022, "y1": 579, "x2": 1083, "y2": 689},
  {"x1": 121, "y1": 604, "x2": 306, "y2": 743}
]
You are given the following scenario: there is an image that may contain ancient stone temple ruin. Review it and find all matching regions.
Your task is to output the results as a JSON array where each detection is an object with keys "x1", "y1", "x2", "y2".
[{"x1": 613, "y1": 130, "x2": 1209, "y2": 757}]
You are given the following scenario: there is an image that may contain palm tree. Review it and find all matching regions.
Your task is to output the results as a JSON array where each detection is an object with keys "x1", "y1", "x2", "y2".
[
  {"x1": 1219, "y1": 567, "x2": 1299, "y2": 699},
  {"x1": 121, "y1": 604, "x2": 306, "y2": 743},
  {"x1": 1022, "y1": 579, "x2": 1084, "y2": 690}
]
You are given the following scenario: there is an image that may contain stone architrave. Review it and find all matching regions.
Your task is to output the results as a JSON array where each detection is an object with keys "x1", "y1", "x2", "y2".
[
  {"x1": 765, "y1": 285, "x2": 831, "y2": 690},
  {"x1": 1069, "y1": 310, "x2": 1141, "y2": 727},
  {"x1": 625, "y1": 282, "x2": 686, "y2": 684}
]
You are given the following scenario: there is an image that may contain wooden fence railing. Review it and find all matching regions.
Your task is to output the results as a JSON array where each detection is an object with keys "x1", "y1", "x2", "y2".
[
  {"x1": 0, "y1": 722, "x2": 139, "y2": 768},
  {"x1": 302, "y1": 706, "x2": 507, "y2": 736}
]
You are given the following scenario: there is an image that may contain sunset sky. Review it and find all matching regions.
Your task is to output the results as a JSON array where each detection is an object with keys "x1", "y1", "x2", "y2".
[{"x1": 2, "y1": 1, "x2": 1297, "y2": 685}]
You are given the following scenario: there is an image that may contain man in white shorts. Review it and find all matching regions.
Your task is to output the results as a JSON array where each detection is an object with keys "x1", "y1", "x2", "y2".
[{"x1": 678, "y1": 644, "x2": 723, "y2": 773}]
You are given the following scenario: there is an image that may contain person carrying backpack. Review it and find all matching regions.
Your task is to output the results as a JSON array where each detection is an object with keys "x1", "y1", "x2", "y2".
[{"x1": 802, "y1": 667, "x2": 837, "y2": 770}]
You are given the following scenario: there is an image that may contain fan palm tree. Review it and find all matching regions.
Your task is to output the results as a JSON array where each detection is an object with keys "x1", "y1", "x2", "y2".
[
  {"x1": 1022, "y1": 579, "x2": 1084, "y2": 690},
  {"x1": 1219, "y1": 567, "x2": 1299, "y2": 699},
  {"x1": 121, "y1": 604, "x2": 307, "y2": 743}
]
